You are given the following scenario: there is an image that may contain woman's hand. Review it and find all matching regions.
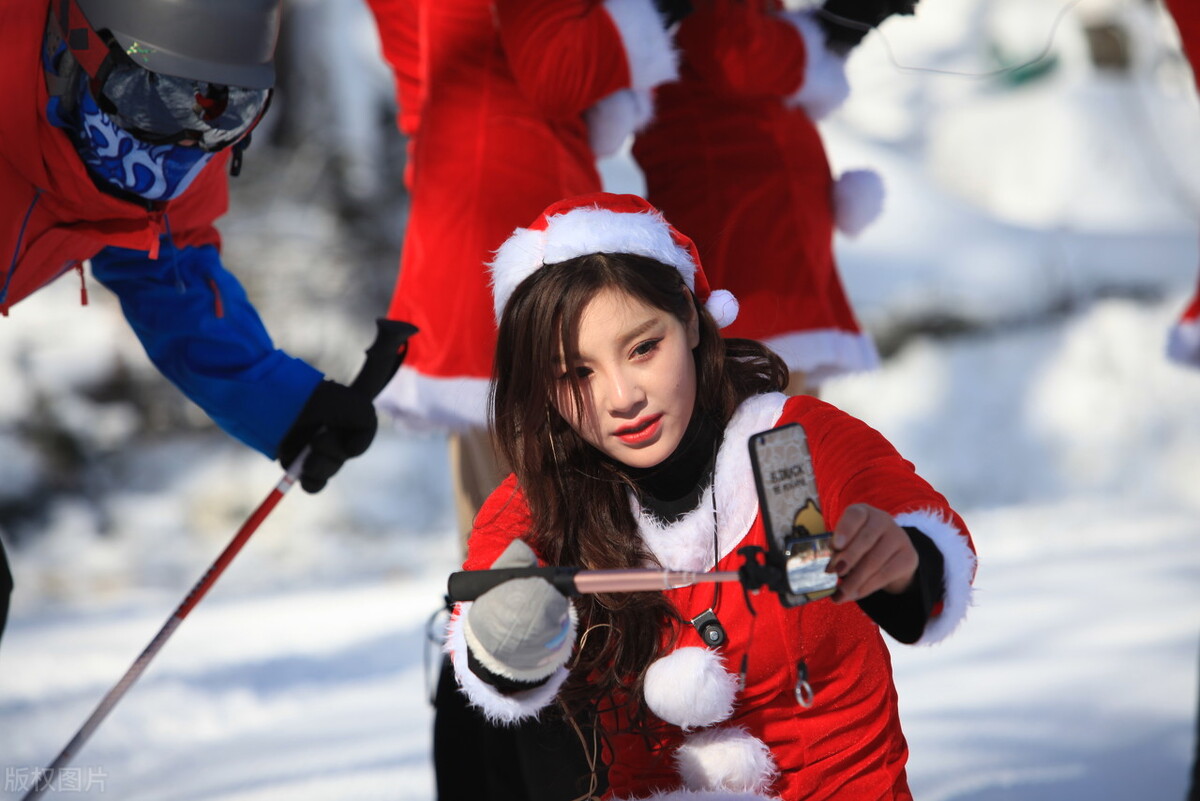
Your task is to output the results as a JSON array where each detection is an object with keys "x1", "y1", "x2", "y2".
[
  {"x1": 463, "y1": 540, "x2": 576, "y2": 684},
  {"x1": 827, "y1": 503, "x2": 918, "y2": 603}
]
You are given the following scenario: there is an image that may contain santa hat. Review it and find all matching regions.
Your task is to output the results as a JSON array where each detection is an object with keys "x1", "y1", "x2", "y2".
[{"x1": 489, "y1": 193, "x2": 739, "y2": 328}]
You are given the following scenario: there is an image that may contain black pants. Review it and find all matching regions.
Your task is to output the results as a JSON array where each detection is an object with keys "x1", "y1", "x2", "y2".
[
  {"x1": 1190, "y1": 638, "x2": 1200, "y2": 801},
  {"x1": 0, "y1": 535, "x2": 12, "y2": 645},
  {"x1": 433, "y1": 657, "x2": 604, "y2": 800}
]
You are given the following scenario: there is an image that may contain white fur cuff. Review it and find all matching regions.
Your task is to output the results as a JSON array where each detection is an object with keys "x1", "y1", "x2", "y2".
[
  {"x1": 603, "y1": 0, "x2": 680, "y2": 91},
  {"x1": 781, "y1": 10, "x2": 850, "y2": 120},
  {"x1": 895, "y1": 509, "x2": 977, "y2": 645},
  {"x1": 445, "y1": 605, "x2": 572, "y2": 725}
]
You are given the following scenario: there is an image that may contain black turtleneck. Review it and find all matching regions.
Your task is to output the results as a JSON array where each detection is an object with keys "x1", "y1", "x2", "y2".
[{"x1": 623, "y1": 409, "x2": 723, "y2": 524}]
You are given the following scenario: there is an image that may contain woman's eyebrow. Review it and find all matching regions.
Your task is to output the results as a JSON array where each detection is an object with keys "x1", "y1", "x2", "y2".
[{"x1": 619, "y1": 317, "x2": 659, "y2": 347}]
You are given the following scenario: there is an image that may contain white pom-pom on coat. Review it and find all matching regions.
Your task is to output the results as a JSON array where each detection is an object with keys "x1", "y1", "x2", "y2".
[
  {"x1": 676, "y1": 727, "x2": 778, "y2": 794},
  {"x1": 644, "y1": 647, "x2": 740, "y2": 730},
  {"x1": 833, "y1": 169, "x2": 885, "y2": 237}
]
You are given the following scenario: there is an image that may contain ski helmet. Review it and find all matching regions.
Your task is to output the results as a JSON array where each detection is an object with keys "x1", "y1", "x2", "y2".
[
  {"x1": 62, "y1": 0, "x2": 282, "y2": 89},
  {"x1": 49, "y1": 0, "x2": 278, "y2": 152}
]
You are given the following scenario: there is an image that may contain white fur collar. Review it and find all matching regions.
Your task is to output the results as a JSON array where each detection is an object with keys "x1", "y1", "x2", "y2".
[{"x1": 632, "y1": 393, "x2": 787, "y2": 571}]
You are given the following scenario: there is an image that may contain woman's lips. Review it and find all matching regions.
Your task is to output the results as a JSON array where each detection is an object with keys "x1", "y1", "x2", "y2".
[{"x1": 615, "y1": 414, "x2": 663, "y2": 444}]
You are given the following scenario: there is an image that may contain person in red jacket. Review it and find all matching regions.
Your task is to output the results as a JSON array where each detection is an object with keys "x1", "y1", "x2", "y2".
[
  {"x1": 447, "y1": 192, "x2": 976, "y2": 799},
  {"x1": 1164, "y1": 0, "x2": 1200, "y2": 372},
  {"x1": 0, "y1": 0, "x2": 384, "y2": 642},
  {"x1": 634, "y1": 0, "x2": 917, "y2": 396}
]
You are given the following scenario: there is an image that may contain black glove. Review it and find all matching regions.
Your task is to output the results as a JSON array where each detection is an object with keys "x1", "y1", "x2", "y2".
[
  {"x1": 277, "y1": 380, "x2": 378, "y2": 493},
  {"x1": 653, "y1": 0, "x2": 693, "y2": 28},
  {"x1": 818, "y1": 0, "x2": 918, "y2": 54}
]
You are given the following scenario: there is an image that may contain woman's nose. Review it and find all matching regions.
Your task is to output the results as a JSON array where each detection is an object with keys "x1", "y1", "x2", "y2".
[{"x1": 604, "y1": 368, "x2": 645, "y2": 413}]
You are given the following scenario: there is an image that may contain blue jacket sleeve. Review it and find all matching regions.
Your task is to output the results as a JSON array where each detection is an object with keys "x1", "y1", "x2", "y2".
[{"x1": 90, "y1": 239, "x2": 324, "y2": 457}]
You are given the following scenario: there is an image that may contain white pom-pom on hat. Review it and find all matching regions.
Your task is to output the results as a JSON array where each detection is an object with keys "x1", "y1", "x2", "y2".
[
  {"x1": 676, "y1": 727, "x2": 778, "y2": 794},
  {"x1": 489, "y1": 193, "x2": 739, "y2": 329},
  {"x1": 705, "y1": 289, "x2": 740, "y2": 329},
  {"x1": 833, "y1": 169, "x2": 885, "y2": 237},
  {"x1": 644, "y1": 646, "x2": 740, "y2": 730}
]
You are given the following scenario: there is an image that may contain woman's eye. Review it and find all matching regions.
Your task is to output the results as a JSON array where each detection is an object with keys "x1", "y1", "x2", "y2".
[
  {"x1": 558, "y1": 366, "x2": 592, "y2": 380},
  {"x1": 633, "y1": 339, "x2": 661, "y2": 357}
]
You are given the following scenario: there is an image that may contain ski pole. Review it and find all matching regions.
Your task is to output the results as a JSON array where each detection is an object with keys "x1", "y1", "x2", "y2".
[{"x1": 22, "y1": 318, "x2": 417, "y2": 801}]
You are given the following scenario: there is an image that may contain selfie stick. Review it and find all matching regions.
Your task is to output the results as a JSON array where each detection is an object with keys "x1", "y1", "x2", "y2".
[
  {"x1": 446, "y1": 545, "x2": 800, "y2": 604},
  {"x1": 22, "y1": 319, "x2": 417, "y2": 801},
  {"x1": 449, "y1": 565, "x2": 747, "y2": 602}
]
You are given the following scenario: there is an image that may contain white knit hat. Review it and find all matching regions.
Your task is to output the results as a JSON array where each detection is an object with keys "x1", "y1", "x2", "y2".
[{"x1": 489, "y1": 192, "x2": 739, "y2": 328}]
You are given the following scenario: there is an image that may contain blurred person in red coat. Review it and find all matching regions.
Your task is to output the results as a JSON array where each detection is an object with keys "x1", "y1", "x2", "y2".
[
  {"x1": 366, "y1": 0, "x2": 680, "y2": 540},
  {"x1": 634, "y1": 0, "x2": 918, "y2": 396}
]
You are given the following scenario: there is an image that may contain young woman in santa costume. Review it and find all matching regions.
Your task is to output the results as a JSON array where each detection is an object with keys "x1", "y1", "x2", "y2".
[
  {"x1": 362, "y1": 3, "x2": 684, "y2": 797},
  {"x1": 633, "y1": 0, "x2": 918, "y2": 395},
  {"x1": 447, "y1": 192, "x2": 977, "y2": 799}
]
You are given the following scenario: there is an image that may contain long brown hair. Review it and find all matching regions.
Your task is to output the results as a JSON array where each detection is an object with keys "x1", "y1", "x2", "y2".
[{"x1": 489, "y1": 252, "x2": 787, "y2": 727}]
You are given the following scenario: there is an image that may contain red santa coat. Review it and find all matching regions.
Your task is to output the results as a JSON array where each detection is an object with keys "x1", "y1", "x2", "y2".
[
  {"x1": 447, "y1": 392, "x2": 977, "y2": 800},
  {"x1": 633, "y1": 0, "x2": 881, "y2": 385},
  {"x1": 0, "y1": 0, "x2": 228, "y2": 315},
  {"x1": 1163, "y1": 0, "x2": 1200, "y2": 367},
  {"x1": 365, "y1": 0, "x2": 678, "y2": 429}
]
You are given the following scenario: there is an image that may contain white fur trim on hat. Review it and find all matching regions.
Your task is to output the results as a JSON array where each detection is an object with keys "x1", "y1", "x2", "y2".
[
  {"x1": 781, "y1": 10, "x2": 850, "y2": 120},
  {"x1": 833, "y1": 169, "x2": 885, "y2": 237},
  {"x1": 611, "y1": 790, "x2": 778, "y2": 800},
  {"x1": 490, "y1": 207, "x2": 698, "y2": 322},
  {"x1": 644, "y1": 647, "x2": 740, "y2": 730},
  {"x1": 445, "y1": 605, "x2": 570, "y2": 725},
  {"x1": 676, "y1": 727, "x2": 779, "y2": 794},
  {"x1": 894, "y1": 509, "x2": 977, "y2": 645}
]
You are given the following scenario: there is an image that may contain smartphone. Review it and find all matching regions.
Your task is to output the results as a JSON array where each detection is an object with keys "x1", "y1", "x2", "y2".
[{"x1": 748, "y1": 423, "x2": 837, "y2": 606}]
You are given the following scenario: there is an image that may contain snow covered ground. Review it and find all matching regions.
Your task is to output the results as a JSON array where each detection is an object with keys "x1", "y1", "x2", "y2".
[{"x1": 3, "y1": 0, "x2": 1200, "y2": 799}]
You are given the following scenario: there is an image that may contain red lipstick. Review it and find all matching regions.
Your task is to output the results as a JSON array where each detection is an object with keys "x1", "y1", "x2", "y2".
[{"x1": 615, "y1": 414, "x2": 663, "y2": 444}]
